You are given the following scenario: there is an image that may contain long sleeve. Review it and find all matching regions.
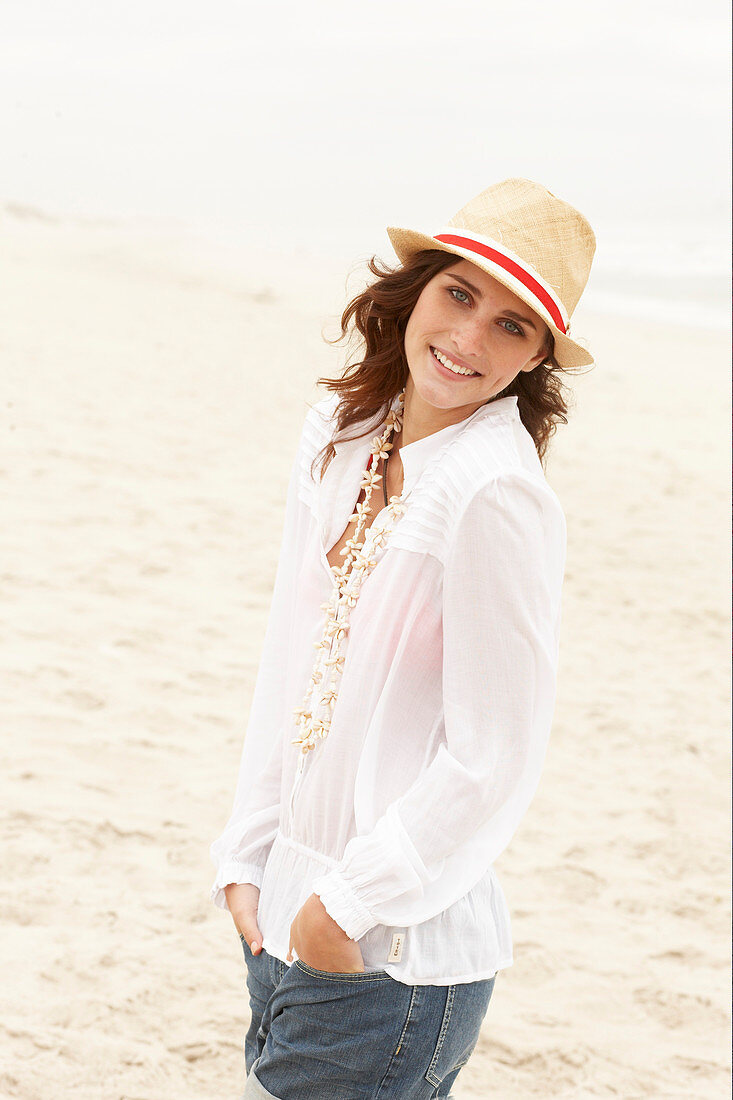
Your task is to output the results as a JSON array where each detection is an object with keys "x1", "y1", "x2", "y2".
[
  {"x1": 209, "y1": 434, "x2": 305, "y2": 910},
  {"x1": 310, "y1": 470, "x2": 566, "y2": 940}
]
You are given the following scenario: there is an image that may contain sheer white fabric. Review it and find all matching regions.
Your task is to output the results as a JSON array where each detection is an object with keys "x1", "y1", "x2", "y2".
[{"x1": 210, "y1": 391, "x2": 566, "y2": 985}]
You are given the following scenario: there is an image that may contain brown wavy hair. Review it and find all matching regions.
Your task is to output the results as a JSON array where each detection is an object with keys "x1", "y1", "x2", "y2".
[{"x1": 311, "y1": 248, "x2": 588, "y2": 481}]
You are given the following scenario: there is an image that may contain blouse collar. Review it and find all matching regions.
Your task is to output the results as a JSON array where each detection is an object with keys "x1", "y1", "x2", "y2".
[
  {"x1": 331, "y1": 393, "x2": 519, "y2": 491},
  {"x1": 321, "y1": 393, "x2": 519, "y2": 551},
  {"x1": 388, "y1": 392, "x2": 519, "y2": 495}
]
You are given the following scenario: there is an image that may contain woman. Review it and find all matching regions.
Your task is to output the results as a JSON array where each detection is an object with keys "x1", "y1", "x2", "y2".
[{"x1": 210, "y1": 177, "x2": 596, "y2": 1099}]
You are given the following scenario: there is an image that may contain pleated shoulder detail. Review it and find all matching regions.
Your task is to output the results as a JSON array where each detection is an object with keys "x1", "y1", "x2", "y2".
[
  {"x1": 297, "y1": 393, "x2": 340, "y2": 508},
  {"x1": 390, "y1": 407, "x2": 540, "y2": 563}
]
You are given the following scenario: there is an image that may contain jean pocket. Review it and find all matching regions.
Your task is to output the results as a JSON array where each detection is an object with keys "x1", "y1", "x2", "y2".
[
  {"x1": 424, "y1": 976, "x2": 496, "y2": 1089},
  {"x1": 293, "y1": 958, "x2": 390, "y2": 982}
]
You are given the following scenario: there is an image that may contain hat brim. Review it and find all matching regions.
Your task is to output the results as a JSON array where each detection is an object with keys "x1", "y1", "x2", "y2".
[{"x1": 386, "y1": 226, "x2": 594, "y2": 369}]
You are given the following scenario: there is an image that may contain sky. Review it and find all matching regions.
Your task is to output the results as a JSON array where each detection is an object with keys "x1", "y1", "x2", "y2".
[{"x1": 1, "y1": 0, "x2": 730, "y2": 317}]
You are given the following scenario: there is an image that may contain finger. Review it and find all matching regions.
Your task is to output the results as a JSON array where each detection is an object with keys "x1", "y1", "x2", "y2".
[{"x1": 236, "y1": 916, "x2": 264, "y2": 955}]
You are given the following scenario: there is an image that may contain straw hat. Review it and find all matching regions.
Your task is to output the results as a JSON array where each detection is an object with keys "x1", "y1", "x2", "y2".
[{"x1": 387, "y1": 177, "x2": 596, "y2": 367}]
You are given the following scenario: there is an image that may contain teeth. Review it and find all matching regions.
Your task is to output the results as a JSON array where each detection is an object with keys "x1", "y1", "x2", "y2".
[{"x1": 432, "y1": 348, "x2": 478, "y2": 376}]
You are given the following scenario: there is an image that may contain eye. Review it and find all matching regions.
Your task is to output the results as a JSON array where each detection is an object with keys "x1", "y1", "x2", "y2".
[
  {"x1": 500, "y1": 319, "x2": 524, "y2": 336},
  {"x1": 448, "y1": 287, "x2": 470, "y2": 304}
]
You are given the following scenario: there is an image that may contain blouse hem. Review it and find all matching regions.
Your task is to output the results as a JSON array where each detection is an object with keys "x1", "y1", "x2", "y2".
[
  {"x1": 255, "y1": 829, "x2": 515, "y2": 984},
  {"x1": 260, "y1": 930, "x2": 512, "y2": 986}
]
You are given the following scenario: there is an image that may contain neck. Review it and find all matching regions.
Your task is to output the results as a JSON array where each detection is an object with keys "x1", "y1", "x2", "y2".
[{"x1": 392, "y1": 377, "x2": 484, "y2": 459}]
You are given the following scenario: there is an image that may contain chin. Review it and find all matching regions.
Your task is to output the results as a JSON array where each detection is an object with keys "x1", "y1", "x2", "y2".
[
  {"x1": 411, "y1": 375, "x2": 484, "y2": 411},
  {"x1": 410, "y1": 379, "x2": 458, "y2": 409}
]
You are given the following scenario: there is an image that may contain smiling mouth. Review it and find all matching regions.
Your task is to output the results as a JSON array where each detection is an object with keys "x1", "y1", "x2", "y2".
[{"x1": 430, "y1": 346, "x2": 480, "y2": 377}]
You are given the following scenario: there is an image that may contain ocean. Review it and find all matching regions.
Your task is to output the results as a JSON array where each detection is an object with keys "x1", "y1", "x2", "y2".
[{"x1": 1, "y1": 0, "x2": 729, "y2": 327}]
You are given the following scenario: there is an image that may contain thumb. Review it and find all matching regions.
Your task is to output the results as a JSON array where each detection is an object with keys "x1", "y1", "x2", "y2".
[
  {"x1": 237, "y1": 915, "x2": 264, "y2": 955},
  {"x1": 225, "y1": 884, "x2": 263, "y2": 955}
]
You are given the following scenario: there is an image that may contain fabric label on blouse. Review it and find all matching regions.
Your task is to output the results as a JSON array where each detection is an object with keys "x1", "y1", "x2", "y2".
[{"x1": 388, "y1": 933, "x2": 404, "y2": 962}]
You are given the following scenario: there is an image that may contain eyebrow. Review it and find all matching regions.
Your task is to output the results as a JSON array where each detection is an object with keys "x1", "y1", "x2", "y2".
[{"x1": 446, "y1": 273, "x2": 539, "y2": 331}]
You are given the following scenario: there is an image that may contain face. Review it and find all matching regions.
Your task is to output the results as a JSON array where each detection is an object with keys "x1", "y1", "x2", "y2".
[{"x1": 402, "y1": 258, "x2": 550, "y2": 420}]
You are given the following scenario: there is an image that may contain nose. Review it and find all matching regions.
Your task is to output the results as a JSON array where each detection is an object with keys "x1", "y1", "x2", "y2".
[{"x1": 449, "y1": 315, "x2": 488, "y2": 363}]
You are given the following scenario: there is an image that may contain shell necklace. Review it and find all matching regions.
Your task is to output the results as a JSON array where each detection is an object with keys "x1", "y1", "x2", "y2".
[{"x1": 291, "y1": 390, "x2": 407, "y2": 756}]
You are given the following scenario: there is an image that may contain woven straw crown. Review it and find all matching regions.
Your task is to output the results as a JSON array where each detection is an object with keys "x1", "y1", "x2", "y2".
[{"x1": 387, "y1": 177, "x2": 596, "y2": 367}]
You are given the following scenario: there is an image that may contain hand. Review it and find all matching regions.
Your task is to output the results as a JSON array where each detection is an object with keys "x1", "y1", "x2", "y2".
[
  {"x1": 288, "y1": 893, "x2": 365, "y2": 973},
  {"x1": 224, "y1": 882, "x2": 264, "y2": 955}
]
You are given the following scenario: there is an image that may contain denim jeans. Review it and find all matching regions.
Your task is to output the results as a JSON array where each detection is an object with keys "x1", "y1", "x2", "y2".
[{"x1": 238, "y1": 934, "x2": 496, "y2": 1099}]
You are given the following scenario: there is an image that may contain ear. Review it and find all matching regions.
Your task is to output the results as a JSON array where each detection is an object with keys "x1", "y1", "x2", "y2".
[
  {"x1": 519, "y1": 350, "x2": 548, "y2": 374},
  {"x1": 521, "y1": 326, "x2": 552, "y2": 373}
]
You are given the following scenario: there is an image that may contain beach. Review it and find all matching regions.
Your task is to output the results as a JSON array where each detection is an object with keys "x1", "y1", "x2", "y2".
[{"x1": 1, "y1": 209, "x2": 729, "y2": 1098}]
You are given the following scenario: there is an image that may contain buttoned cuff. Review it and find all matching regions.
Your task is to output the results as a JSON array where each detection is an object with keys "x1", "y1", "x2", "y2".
[
  {"x1": 210, "y1": 860, "x2": 266, "y2": 910},
  {"x1": 310, "y1": 870, "x2": 378, "y2": 941}
]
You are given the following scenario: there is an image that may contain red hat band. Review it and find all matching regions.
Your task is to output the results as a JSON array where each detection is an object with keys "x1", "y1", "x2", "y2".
[{"x1": 433, "y1": 228, "x2": 569, "y2": 335}]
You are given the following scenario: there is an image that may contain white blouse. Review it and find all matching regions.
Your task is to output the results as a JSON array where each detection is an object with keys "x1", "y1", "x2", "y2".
[{"x1": 210, "y1": 390, "x2": 566, "y2": 986}]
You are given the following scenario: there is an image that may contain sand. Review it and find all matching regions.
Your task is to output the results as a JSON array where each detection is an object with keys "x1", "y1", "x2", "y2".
[{"x1": 1, "y1": 209, "x2": 729, "y2": 1099}]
